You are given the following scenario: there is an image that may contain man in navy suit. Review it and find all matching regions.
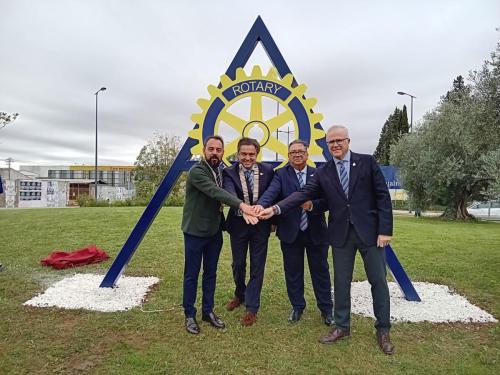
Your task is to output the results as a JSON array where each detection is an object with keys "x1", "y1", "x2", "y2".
[
  {"x1": 256, "y1": 140, "x2": 333, "y2": 326},
  {"x1": 223, "y1": 137, "x2": 274, "y2": 326},
  {"x1": 259, "y1": 125, "x2": 395, "y2": 354}
]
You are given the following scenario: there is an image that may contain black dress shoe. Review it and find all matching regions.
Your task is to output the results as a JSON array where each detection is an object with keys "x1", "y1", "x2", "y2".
[
  {"x1": 321, "y1": 312, "x2": 334, "y2": 326},
  {"x1": 202, "y1": 312, "x2": 225, "y2": 328},
  {"x1": 185, "y1": 317, "x2": 200, "y2": 334},
  {"x1": 288, "y1": 309, "x2": 303, "y2": 323}
]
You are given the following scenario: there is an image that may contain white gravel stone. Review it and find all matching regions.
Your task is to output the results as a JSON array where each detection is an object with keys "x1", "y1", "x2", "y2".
[
  {"x1": 351, "y1": 281, "x2": 497, "y2": 323},
  {"x1": 24, "y1": 273, "x2": 159, "y2": 312},
  {"x1": 24, "y1": 276, "x2": 497, "y2": 323}
]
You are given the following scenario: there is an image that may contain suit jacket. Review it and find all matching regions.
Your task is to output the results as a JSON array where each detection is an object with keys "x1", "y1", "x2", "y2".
[
  {"x1": 277, "y1": 152, "x2": 393, "y2": 248},
  {"x1": 181, "y1": 160, "x2": 242, "y2": 237},
  {"x1": 257, "y1": 164, "x2": 328, "y2": 245},
  {"x1": 223, "y1": 162, "x2": 274, "y2": 238}
]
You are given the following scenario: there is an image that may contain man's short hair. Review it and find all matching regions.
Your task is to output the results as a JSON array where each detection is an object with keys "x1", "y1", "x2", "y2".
[
  {"x1": 203, "y1": 135, "x2": 225, "y2": 148},
  {"x1": 288, "y1": 139, "x2": 309, "y2": 150},
  {"x1": 237, "y1": 137, "x2": 260, "y2": 154},
  {"x1": 327, "y1": 125, "x2": 349, "y2": 138}
]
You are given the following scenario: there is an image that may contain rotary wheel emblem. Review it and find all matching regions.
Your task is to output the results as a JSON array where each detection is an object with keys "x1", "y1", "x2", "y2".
[{"x1": 190, "y1": 65, "x2": 325, "y2": 167}]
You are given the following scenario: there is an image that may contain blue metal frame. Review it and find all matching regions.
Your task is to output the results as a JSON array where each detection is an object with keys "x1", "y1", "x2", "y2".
[
  {"x1": 385, "y1": 245, "x2": 421, "y2": 301},
  {"x1": 101, "y1": 16, "x2": 421, "y2": 301}
]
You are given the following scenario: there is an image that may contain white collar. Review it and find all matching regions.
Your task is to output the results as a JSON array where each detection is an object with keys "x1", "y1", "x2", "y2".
[{"x1": 293, "y1": 166, "x2": 307, "y2": 174}]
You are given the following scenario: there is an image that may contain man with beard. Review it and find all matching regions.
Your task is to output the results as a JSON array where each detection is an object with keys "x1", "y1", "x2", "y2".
[
  {"x1": 223, "y1": 137, "x2": 274, "y2": 326},
  {"x1": 182, "y1": 135, "x2": 258, "y2": 335}
]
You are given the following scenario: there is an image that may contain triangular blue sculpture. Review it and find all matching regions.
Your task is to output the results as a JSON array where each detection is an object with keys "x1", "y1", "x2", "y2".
[{"x1": 100, "y1": 16, "x2": 420, "y2": 302}]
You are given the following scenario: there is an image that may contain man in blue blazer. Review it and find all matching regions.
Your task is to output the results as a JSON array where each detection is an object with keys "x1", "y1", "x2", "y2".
[
  {"x1": 223, "y1": 137, "x2": 274, "y2": 326},
  {"x1": 256, "y1": 140, "x2": 333, "y2": 325},
  {"x1": 259, "y1": 125, "x2": 394, "y2": 354}
]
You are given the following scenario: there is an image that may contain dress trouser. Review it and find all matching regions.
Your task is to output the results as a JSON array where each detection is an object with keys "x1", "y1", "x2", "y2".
[
  {"x1": 280, "y1": 229, "x2": 332, "y2": 315},
  {"x1": 183, "y1": 230, "x2": 223, "y2": 318},
  {"x1": 230, "y1": 227, "x2": 269, "y2": 313},
  {"x1": 333, "y1": 224, "x2": 391, "y2": 332}
]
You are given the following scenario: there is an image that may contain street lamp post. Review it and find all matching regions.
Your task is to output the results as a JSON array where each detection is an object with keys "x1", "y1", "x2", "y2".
[
  {"x1": 397, "y1": 91, "x2": 416, "y2": 132},
  {"x1": 94, "y1": 87, "x2": 106, "y2": 200}
]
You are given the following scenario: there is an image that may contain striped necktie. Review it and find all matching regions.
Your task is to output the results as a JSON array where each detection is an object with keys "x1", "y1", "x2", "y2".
[
  {"x1": 244, "y1": 170, "x2": 254, "y2": 203},
  {"x1": 215, "y1": 169, "x2": 222, "y2": 187},
  {"x1": 297, "y1": 171, "x2": 308, "y2": 231},
  {"x1": 212, "y1": 167, "x2": 222, "y2": 187},
  {"x1": 338, "y1": 161, "x2": 349, "y2": 198}
]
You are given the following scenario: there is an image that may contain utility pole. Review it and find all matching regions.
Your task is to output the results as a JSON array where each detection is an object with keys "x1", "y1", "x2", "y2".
[{"x1": 5, "y1": 157, "x2": 13, "y2": 179}]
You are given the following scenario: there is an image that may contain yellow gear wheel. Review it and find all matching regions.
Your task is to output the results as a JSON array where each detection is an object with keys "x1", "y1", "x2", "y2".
[{"x1": 190, "y1": 65, "x2": 325, "y2": 168}]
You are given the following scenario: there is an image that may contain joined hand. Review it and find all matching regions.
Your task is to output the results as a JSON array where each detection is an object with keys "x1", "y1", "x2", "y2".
[
  {"x1": 258, "y1": 207, "x2": 275, "y2": 220},
  {"x1": 243, "y1": 212, "x2": 259, "y2": 225}
]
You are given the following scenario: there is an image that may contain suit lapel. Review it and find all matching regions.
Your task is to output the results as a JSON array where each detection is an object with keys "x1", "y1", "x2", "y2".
[
  {"x1": 231, "y1": 164, "x2": 243, "y2": 195},
  {"x1": 287, "y1": 164, "x2": 301, "y2": 189},
  {"x1": 257, "y1": 163, "x2": 266, "y2": 193},
  {"x1": 326, "y1": 159, "x2": 346, "y2": 199},
  {"x1": 202, "y1": 160, "x2": 217, "y2": 184},
  {"x1": 307, "y1": 166, "x2": 316, "y2": 183},
  {"x1": 348, "y1": 152, "x2": 360, "y2": 198}
]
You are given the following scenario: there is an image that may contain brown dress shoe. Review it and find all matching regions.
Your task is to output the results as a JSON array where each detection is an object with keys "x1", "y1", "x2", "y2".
[
  {"x1": 240, "y1": 311, "x2": 257, "y2": 326},
  {"x1": 318, "y1": 328, "x2": 350, "y2": 344},
  {"x1": 226, "y1": 297, "x2": 242, "y2": 311},
  {"x1": 376, "y1": 331, "x2": 395, "y2": 355}
]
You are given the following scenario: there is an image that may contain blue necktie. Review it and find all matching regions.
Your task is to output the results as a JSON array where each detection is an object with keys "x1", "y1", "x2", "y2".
[
  {"x1": 338, "y1": 161, "x2": 349, "y2": 198},
  {"x1": 244, "y1": 170, "x2": 254, "y2": 202},
  {"x1": 297, "y1": 172, "x2": 308, "y2": 231}
]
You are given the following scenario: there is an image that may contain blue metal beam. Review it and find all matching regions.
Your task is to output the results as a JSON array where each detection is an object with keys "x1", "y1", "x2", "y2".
[
  {"x1": 100, "y1": 139, "x2": 196, "y2": 287},
  {"x1": 385, "y1": 245, "x2": 421, "y2": 301}
]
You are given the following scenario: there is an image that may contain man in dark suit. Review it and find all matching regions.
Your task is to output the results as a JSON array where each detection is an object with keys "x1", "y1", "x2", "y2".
[
  {"x1": 223, "y1": 137, "x2": 274, "y2": 326},
  {"x1": 259, "y1": 125, "x2": 395, "y2": 354},
  {"x1": 256, "y1": 140, "x2": 333, "y2": 326},
  {"x1": 181, "y1": 135, "x2": 258, "y2": 335}
]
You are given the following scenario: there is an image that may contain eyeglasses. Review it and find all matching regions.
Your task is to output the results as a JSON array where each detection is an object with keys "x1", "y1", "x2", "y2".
[
  {"x1": 327, "y1": 138, "x2": 349, "y2": 146},
  {"x1": 289, "y1": 150, "x2": 307, "y2": 156}
]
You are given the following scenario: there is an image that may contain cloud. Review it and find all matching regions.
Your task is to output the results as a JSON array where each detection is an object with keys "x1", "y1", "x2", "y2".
[{"x1": 1, "y1": 0, "x2": 499, "y2": 169}]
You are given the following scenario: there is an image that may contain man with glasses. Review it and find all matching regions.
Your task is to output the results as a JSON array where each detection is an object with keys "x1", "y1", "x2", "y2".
[
  {"x1": 258, "y1": 125, "x2": 395, "y2": 354},
  {"x1": 256, "y1": 140, "x2": 333, "y2": 326}
]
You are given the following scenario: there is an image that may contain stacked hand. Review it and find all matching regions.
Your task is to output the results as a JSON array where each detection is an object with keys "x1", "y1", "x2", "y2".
[
  {"x1": 258, "y1": 207, "x2": 275, "y2": 220},
  {"x1": 238, "y1": 203, "x2": 275, "y2": 225}
]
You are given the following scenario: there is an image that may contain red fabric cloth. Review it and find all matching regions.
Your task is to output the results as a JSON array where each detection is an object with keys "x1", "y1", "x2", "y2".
[{"x1": 41, "y1": 245, "x2": 109, "y2": 269}]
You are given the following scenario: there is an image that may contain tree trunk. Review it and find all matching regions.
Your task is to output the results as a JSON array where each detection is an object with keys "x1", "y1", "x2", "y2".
[{"x1": 441, "y1": 194, "x2": 474, "y2": 220}]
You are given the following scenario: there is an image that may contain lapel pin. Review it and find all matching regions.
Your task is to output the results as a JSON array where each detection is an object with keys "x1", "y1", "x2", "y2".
[{"x1": 352, "y1": 162, "x2": 356, "y2": 167}]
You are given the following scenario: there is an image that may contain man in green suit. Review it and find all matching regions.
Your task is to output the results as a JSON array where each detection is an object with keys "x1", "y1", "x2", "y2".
[{"x1": 182, "y1": 135, "x2": 258, "y2": 334}]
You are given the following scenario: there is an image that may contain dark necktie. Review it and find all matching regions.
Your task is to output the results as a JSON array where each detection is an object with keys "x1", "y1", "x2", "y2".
[
  {"x1": 244, "y1": 170, "x2": 253, "y2": 203},
  {"x1": 297, "y1": 172, "x2": 308, "y2": 231}
]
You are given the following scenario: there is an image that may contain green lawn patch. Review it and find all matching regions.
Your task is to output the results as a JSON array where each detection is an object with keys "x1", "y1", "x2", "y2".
[{"x1": 0, "y1": 208, "x2": 498, "y2": 374}]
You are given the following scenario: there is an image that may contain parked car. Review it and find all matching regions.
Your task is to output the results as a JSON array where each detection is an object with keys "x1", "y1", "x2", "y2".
[{"x1": 467, "y1": 201, "x2": 500, "y2": 218}]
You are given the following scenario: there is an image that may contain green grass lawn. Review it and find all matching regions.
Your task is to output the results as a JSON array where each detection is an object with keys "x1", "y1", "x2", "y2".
[{"x1": 0, "y1": 207, "x2": 499, "y2": 374}]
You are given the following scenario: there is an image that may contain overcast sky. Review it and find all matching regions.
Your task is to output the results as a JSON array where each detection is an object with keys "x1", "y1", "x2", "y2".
[{"x1": 1, "y1": 0, "x2": 499, "y2": 169}]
